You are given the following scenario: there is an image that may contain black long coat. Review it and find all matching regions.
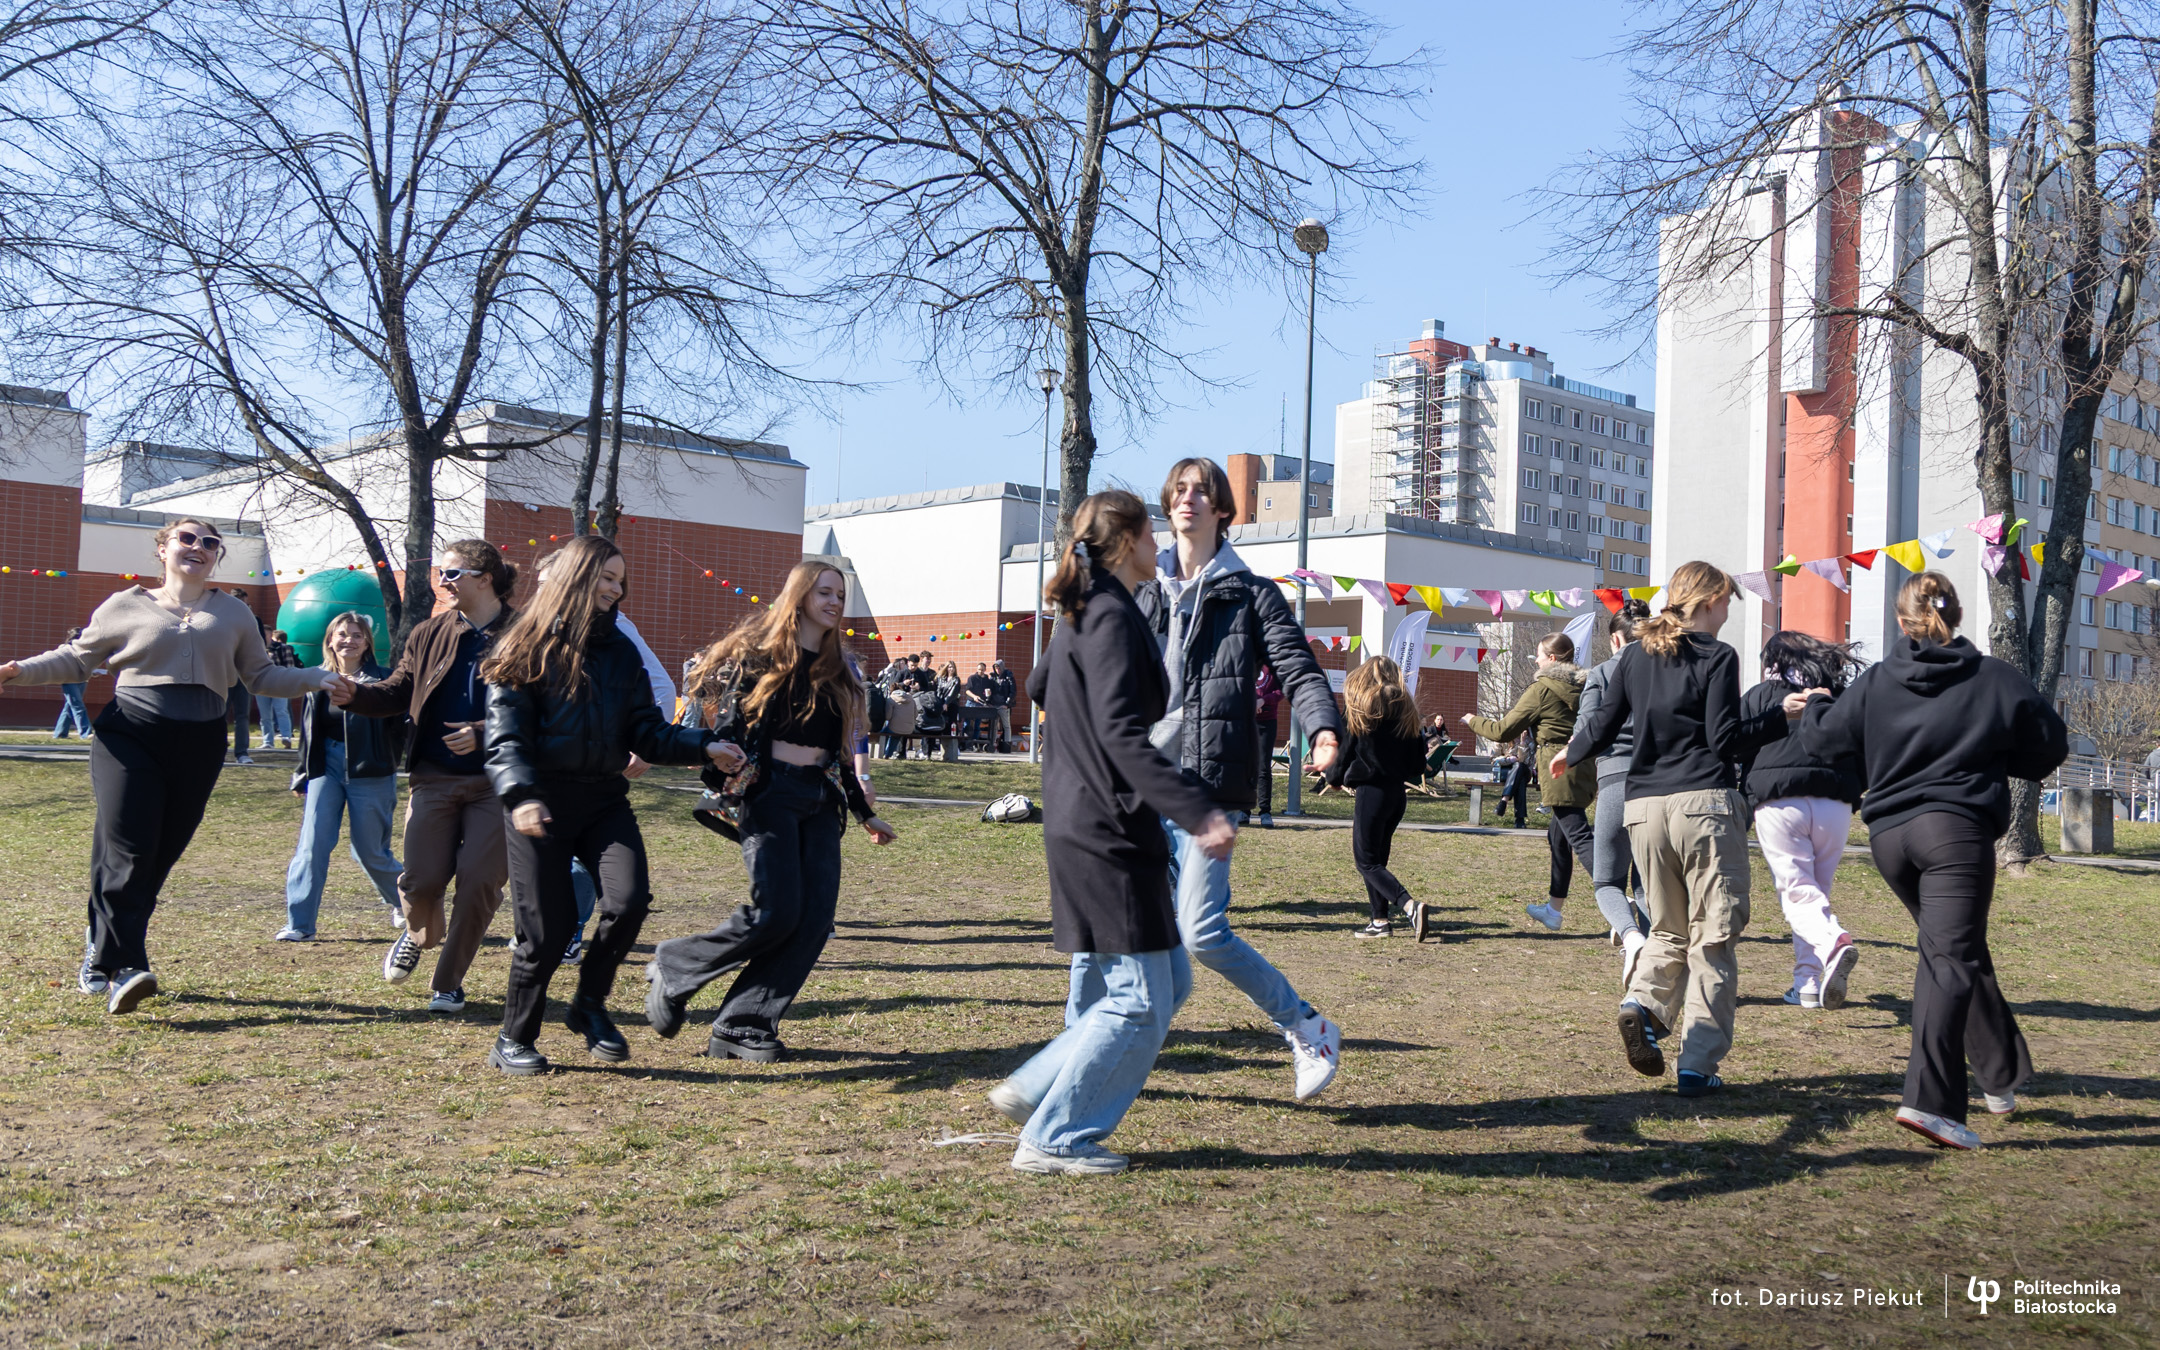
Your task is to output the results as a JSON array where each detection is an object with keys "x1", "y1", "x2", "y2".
[{"x1": 1028, "y1": 568, "x2": 1219, "y2": 955}]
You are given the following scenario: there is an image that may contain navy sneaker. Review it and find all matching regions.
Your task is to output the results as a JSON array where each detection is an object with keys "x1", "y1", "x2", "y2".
[
  {"x1": 1618, "y1": 1001, "x2": 1665, "y2": 1077},
  {"x1": 79, "y1": 928, "x2": 108, "y2": 995},
  {"x1": 1676, "y1": 1070, "x2": 1724, "y2": 1098}
]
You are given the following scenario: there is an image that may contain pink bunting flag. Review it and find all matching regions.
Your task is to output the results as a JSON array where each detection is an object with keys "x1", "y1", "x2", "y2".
[
  {"x1": 2097, "y1": 560, "x2": 2146, "y2": 595},
  {"x1": 1356, "y1": 579, "x2": 1393, "y2": 610},
  {"x1": 1982, "y1": 543, "x2": 2008, "y2": 578},
  {"x1": 1472, "y1": 589, "x2": 1504, "y2": 616},
  {"x1": 1500, "y1": 588, "x2": 1529, "y2": 612},
  {"x1": 1968, "y1": 512, "x2": 2006, "y2": 545},
  {"x1": 1802, "y1": 557, "x2": 1849, "y2": 593},
  {"x1": 1734, "y1": 570, "x2": 1775, "y2": 602},
  {"x1": 1290, "y1": 568, "x2": 1330, "y2": 591},
  {"x1": 1557, "y1": 587, "x2": 1587, "y2": 609}
]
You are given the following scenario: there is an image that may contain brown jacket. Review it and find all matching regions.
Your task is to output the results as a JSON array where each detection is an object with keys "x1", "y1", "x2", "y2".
[
  {"x1": 1466, "y1": 662, "x2": 1597, "y2": 809},
  {"x1": 343, "y1": 605, "x2": 514, "y2": 772}
]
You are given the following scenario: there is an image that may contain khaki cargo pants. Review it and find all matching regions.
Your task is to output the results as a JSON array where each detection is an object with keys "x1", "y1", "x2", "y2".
[{"x1": 1622, "y1": 788, "x2": 1751, "y2": 1076}]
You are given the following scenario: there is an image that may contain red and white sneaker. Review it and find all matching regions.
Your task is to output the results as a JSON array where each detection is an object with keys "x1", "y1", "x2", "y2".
[
  {"x1": 1818, "y1": 935, "x2": 1859, "y2": 1010},
  {"x1": 1285, "y1": 1012, "x2": 1341, "y2": 1101},
  {"x1": 1895, "y1": 1107, "x2": 1981, "y2": 1150}
]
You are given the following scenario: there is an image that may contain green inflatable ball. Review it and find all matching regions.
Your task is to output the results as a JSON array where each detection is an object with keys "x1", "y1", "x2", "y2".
[{"x1": 276, "y1": 570, "x2": 392, "y2": 668}]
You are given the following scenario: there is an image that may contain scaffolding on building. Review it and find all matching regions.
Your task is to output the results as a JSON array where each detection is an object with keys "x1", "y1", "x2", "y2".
[{"x1": 1369, "y1": 348, "x2": 1485, "y2": 524}]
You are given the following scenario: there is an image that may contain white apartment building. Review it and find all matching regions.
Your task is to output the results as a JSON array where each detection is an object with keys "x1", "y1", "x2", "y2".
[{"x1": 1334, "y1": 320, "x2": 1656, "y2": 588}]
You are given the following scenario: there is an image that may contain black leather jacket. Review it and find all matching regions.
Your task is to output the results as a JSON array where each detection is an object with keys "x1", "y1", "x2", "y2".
[
  {"x1": 483, "y1": 609, "x2": 711, "y2": 808},
  {"x1": 1134, "y1": 552, "x2": 1342, "y2": 808},
  {"x1": 292, "y1": 661, "x2": 406, "y2": 791}
]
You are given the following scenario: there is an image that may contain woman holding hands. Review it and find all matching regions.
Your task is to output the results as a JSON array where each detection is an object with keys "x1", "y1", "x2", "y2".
[
  {"x1": 478, "y1": 535, "x2": 745, "y2": 1075},
  {"x1": 0, "y1": 519, "x2": 335, "y2": 1012}
]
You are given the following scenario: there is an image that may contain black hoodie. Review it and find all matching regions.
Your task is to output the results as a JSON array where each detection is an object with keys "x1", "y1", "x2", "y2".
[
  {"x1": 1796, "y1": 636, "x2": 2067, "y2": 836},
  {"x1": 1735, "y1": 679, "x2": 1864, "y2": 809}
]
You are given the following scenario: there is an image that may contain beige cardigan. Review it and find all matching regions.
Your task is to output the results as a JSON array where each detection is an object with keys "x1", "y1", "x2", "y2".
[{"x1": 11, "y1": 587, "x2": 329, "y2": 698}]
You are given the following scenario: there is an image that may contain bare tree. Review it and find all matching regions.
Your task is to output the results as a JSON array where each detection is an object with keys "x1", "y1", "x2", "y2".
[
  {"x1": 775, "y1": 0, "x2": 1420, "y2": 541},
  {"x1": 27, "y1": 0, "x2": 569, "y2": 647},
  {"x1": 2061, "y1": 671, "x2": 2160, "y2": 769},
  {"x1": 1537, "y1": 0, "x2": 2160, "y2": 862},
  {"x1": 510, "y1": 0, "x2": 805, "y2": 540}
]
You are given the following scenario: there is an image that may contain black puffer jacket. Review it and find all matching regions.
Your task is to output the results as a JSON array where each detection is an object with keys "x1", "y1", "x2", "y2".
[
  {"x1": 1134, "y1": 544, "x2": 1342, "y2": 809},
  {"x1": 484, "y1": 609, "x2": 712, "y2": 809},
  {"x1": 291, "y1": 660, "x2": 406, "y2": 791},
  {"x1": 1735, "y1": 679, "x2": 1863, "y2": 809}
]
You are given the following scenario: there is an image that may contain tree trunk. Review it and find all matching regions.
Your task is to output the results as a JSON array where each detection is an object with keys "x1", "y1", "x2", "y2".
[
  {"x1": 596, "y1": 248, "x2": 631, "y2": 540},
  {"x1": 572, "y1": 189, "x2": 612, "y2": 537},
  {"x1": 1054, "y1": 287, "x2": 1095, "y2": 549}
]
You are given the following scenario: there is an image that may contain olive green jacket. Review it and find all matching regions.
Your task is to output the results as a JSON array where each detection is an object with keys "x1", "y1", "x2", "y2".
[{"x1": 1466, "y1": 663, "x2": 1597, "y2": 808}]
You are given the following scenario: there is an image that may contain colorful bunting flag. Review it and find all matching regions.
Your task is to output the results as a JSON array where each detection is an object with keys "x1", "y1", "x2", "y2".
[
  {"x1": 1356, "y1": 579, "x2": 1393, "y2": 610},
  {"x1": 1844, "y1": 550, "x2": 1877, "y2": 570},
  {"x1": 1921, "y1": 529, "x2": 1956, "y2": 558},
  {"x1": 1440, "y1": 587, "x2": 1476, "y2": 608},
  {"x1": 1413, "y1": 585, "x2": 1446, "y2": 612},
  {"x1": 1801, "y1": 557, "x2": 1849, "y2": 593},
  {"x1": 2098, "y1": 559, "x2": 2146, "y2": 594},
  {"x1": 2032, "y1": 542, "x2": 2046, "y2": 566},
  {"x1": 1734, "y1": 570, "x2": 1775, "y2": 602},
  {"x1": 1385, "y1": 582, "x2": 1413, "y2": 607},
  {"x1": 1528, "y1": 589, "x2": 1558, "y2": 614},
  {"x1": 1772, "y1": 554, "x2": 1802, "y2": 576},
  {"x1": 1882, "y1": 539, "x2": 1927, "y2": 573},
  {"x1": 1558, "y1": 587, "x2": 1586, "y2": 609},
  {"x1": 1594, "y1": 588, "x2": 1626, "y2": 613},
  {"x1": 1968, "y1": 512, "x2": 2006, "y2": 544},
  {"x1": 1500, "y1": 588, "x2": 1529, "y2": 611},
  {"x1": 1472, "y1": 589, "x2": 1504, "y2": 616},
  {"x1": 1626, "y1": 585, "x2": 1661, "y2": 601}
]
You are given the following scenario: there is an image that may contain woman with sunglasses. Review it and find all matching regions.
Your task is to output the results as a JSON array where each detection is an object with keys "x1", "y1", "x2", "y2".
[{"x1": 0, "y1": 519, "x2": 336, "y2": 1013}]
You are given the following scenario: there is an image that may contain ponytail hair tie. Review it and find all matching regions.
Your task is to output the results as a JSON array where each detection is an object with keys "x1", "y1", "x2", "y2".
[
  {"x1": 1933, "y1": 596, "x2": 1947, "y2": 610},
  {"x1": 1074, "y1": 539, "x2": 1094, "y2": 568}
]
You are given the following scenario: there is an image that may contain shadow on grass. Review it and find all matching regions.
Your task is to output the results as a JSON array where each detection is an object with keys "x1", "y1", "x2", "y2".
[{"x1": 2010, "y1": 998, "x2": 2160, "y2": 1024}]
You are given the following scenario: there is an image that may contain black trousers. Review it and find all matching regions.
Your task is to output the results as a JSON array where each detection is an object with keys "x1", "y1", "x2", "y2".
[
  {"x1": 85, "y1": 700, "x2": 229, "y2": 973},
  {"x1": 1503, "y1": 766, "x2": 1529, "y2": 827},
  {"x1": 500, "y1": 782, "x2": 651, "y2": 1046},
  {"x1": 1870, "y1": 810, "x2": 2031, "y2": 1123},
  {"x1": 226, "y1": 682, "x2": 252, "y2": 756},
  {"x1": 1547, "y1": 805, "x2": 1595, "y2": 899},
  {"x1": 651, "y1": 764, "x2": 844, "y2": 1045},
  {"x1": 1351, "y1": 783, "x2": 1412, "y2": 920},
  {"x1": 1253, "y1": 718, "x2": 1277, "y2": 816}
]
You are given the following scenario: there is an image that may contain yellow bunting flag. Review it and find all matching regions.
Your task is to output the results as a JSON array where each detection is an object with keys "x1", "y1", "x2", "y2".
[
  {"x1": 1625, "y1": 586, "x2": 1661, "y2": 601},
  {"x1": 1414, "y1": 585, "x2": 1445, "y2": 611},
  {"x1": 2032, "y1": 543, "x2": 2046, "y2": 566},
  {"x1": 1882, "y1": 539, "x2": 1927, "y2": 573}
]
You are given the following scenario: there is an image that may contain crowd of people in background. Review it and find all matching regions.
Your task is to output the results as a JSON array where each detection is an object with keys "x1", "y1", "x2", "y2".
[{"x1": 0, "y1": 453, "x2": 2074, "y2": 1170}]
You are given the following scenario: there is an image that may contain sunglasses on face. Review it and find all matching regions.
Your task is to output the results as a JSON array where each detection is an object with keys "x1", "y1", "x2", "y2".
[
  {"x1": 437, "y1": 567, "x2": 474, "y2": 581},
  {"x1": 171, "y1": 529, "x2": 223, "y2": 551}
]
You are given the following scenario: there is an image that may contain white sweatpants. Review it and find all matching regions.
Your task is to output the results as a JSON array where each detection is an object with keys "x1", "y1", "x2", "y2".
[{"x1": 1753, "y1": 796, "x2": 1851, "y2": 993}]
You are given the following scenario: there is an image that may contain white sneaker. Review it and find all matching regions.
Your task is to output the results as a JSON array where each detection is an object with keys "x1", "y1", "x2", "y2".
[
  {"x1": 382, "y1": 931, "x2": 421, "y2": 983},
  {"x1": 1895, "y1": 1107, "x2": 1982, "y2": 1150},
  {"x1": 1783, "y1": 984, "x2": 1823, "y2": 1009},
  {"x1": 1818, "y1": 937, "x2": 1859, "y2": 1009},
  {"x1": 1525, "y1": 901, "x2": 1564, "y2": 931},
  {"x1": 1983, "y1": 1091, "x2": 2016, "y2": 1115},
  {"x1": 1285, "y1": 1011, "x2": 1341, "y2": 1101},
  {"x1": 1011, "y1": 1139, "x2": 1128, "y2": 1175},
  {"x1": 986, "y1": 1081, "x2": 1037, "y2": 1126},
  {"x1": 1620, "y1": 931, "x2": 1647, "y2": 994},
  {"x1": 386, "y1": 902, "x2": 406, "y2": 929},
  {"x1": 273, "y1": 927, "x2": 313, "y2": 943}
]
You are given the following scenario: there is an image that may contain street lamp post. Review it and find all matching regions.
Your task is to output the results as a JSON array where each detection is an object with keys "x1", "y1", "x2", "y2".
[
  {"x1": 1284, "y1": 217, "x2": 1328, "y2": 817},
  {"x1": 1029, "y1": 366, "x2": 1062, "y2": 764}
]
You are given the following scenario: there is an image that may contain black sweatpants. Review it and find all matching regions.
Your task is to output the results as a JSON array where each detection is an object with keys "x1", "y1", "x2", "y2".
[
  {"x1": 1547, "y1": 805, "x2": 1595, "y2": 900},
  {"x1": 650, "y1": 764, "x2": 844, "y2": 1046},
  {"x1": 500, "y1": 781, "x2": 651, "y2": 1047},
  {"x1": 1351, "y1": 783, "x2": 1412, "y2": 921},
  {"x1": 85, "y1": 701, "x2": 229, "y2": 974},
  {"x1": 1253, "y1": 717, "x2": 1277, "y2": 816},
  {"x1": 1870, "y1": 809, "x2": 2031, "y2": 1123}
]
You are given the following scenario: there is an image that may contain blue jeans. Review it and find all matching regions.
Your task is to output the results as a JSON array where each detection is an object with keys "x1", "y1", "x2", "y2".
[
  {"x1": 1165, "y1": 817, "x2": 1308, "y2": 1030},
  {"x1": 256, "y1": 693, "x2": 294, "y2": 742},
  {"x1": 53, "y1": 684, "x2": 91, "y2": 738},
  {"x1": 1006, "y1": 948, "x2": 1191, "y2": 1153},
  {"x1": 284, "y1": 741, "x2": 403, "y2": 933},
  {"x1": 572, "y1": 859, "x2": 597, "y2": 936}
]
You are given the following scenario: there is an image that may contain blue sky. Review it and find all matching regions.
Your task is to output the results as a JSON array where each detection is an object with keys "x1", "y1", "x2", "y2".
[{"x1": 778, "y1": 0, "x2": 1655, "y2": 509}]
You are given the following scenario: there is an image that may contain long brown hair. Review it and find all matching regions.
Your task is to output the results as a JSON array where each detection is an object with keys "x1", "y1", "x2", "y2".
[
  {"x1": 1896, "y1": 571, "x2": 1961, "y2": 644},
  {"x1": 480, "y1": 535, "x2": 623, "y2": 692},
  {"x1": 1345, "y1": 656, "x2": 1420, "y2": 740},
  {"x1": 1635, "y1": 560, "x2": 1735, "y2": 658},
  {"x1": 686, "y1": 560, "x2": 864, "y2": 740},
  {"x1": 1043, "y1": 490, "x2": 1153, "y2": 619},
  {"x1": 322, "y1": 611, "x2": 376, "y2": 675}
]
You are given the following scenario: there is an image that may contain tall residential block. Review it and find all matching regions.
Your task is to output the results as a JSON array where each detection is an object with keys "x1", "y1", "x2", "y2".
[{"x1": 1334, "y1": 321, "x2": 1657, "y2": 589}]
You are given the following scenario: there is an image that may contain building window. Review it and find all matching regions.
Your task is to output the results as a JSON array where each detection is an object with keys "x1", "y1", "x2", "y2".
[
  {"x1": 2108, "y1": 444, "x2": 2125, "y2": 472},
  {"x1": 1589, "y1": 414, "x2": 1609, "y2": 436},
  {"x1": 2012, "y1": 469, "x2": 2027, "y2": 501},
  {"x1": 1570, "y1": 443, "x2": 1583, "y2": 463},
  {"x1": 1589, "y1": 515, "x2": 1606, "y2": 535},
  {"x1": 1308, "y1": 494, "x2": 1318, "y2": 507},
  {"x1": 1615, "y1": 421, "x2": 1630, "y2": 441},
  {"x1": 2109, "y1": 496, "x2": 2124, "y2": 525},
  {"x1": 1567, "y1": 476, "x2": 1582, "y2": 496},
  {"x1": 1591, "y1": 480, "x2": 1607, "y2": 501},
  {"x1": 1634, "y1": 522, "x2": 1648, "y2": 543},
  {"x1": 1550, "y1": 404, "x2": 1565, "y2": 424},
  {"x1": 1634, "y1": 489, "x2": 1648, "y2": 509},
  {"x1": 1635, "y1": 457, "x2": 1649, "y2": 476},
  {"x1": 1520, "y1": 503, "x2": 1542, "y2": 525},
  {"x1": 1522, "y1": 468, "x2": 1543, "y2": 489},
  {"x1": 2081, "y1": 595, "x2": 2096, "y2": 625},
  {"x1": 1567, "y1": 511, "x2": 1581, "y2": 531},
  {"x1": 1636, "y1": 425, "x2": 1650, "y2": 445},
  {"x1": 1589, "y1": 448, "x2": 1605, "y2": 469},
  {"x1": 1524, "y1": 433, "x2": 1543, "y2": 455},
  {"x1": 1571, "y1": 409, "x2": 1583, "y2": 429},
  {"x1": 2079, "y1": 648, "x2": 2094, "y2": 677},
  {"x1": 1589, "y1": 550, "x2": 1602, "y2": 568},
  {"x1": 1526, "y1": 398, "x2": 1543, "y2": 419},
  {"x1": 2105, "y1": 600, "x2": 2122, "y2": 630},
  {"x1": 1633, "y1": 554, "x2": 1648, "y2": 575},
  {"x1": 2039, "y1": 475, "x2": 2052, "y2": 505}
]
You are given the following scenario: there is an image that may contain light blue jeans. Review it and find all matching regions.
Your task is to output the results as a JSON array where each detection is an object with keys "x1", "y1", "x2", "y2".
[
  {"x1": 284, "y1": 740, "x2": 403, "y2": 934},
  {"x1": 1164, "y1": 817, "x2": 1308, "y2": 1030},
  {"x1": 52, "y1": 684, "x2": 91, "y2": 738},
  {"x1": 1006, "y1": 947, "x2": 1192, "y2": 1154},
  {"x1": 256, "y1": 693, "x2": 294, "y2": 743}
]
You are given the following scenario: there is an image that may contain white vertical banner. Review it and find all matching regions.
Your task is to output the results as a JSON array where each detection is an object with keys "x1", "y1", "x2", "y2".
[
  {"x1": 1562, "y1": 611, "x2": 1598, "y2": 665},
  {"x1": 1387, "y1": 610, "x2": 1432, "y2": 699}
]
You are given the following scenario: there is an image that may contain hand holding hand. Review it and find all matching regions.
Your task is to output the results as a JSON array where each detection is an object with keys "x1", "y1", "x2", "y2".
[
  {"x1": 320, "y1": 670, "x2": 351, "y2": 698},
  {"x1": 863, "y1": 815, "x2": 897, "y2": 845},
  {"x1": 706, "y1": 740, "x2": 746, "y2": 773},
  {"x1": 622, "y1": 752, "x2": 650, "y2": 780},
  {"x1": 1194, "y1": 810, "x2": 1238, "y2": 861},
  {"x1": 1308, "y1": 730, "x2": 1340, "y2": 774},
  {"x1": 511, "y1": 801, "x2": 552, "y2": 838},
  {"x1": 1548, "y1": 750, "x2": 1570, "y2": 780},
  {"x1": 441, "y1": 724, "x2": 480, "y2": 757}
]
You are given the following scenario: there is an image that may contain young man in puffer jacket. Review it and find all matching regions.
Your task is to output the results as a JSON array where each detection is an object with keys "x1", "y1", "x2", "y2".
[{"x1": 1135, "y1": 457, "x2": 1345, "y2": 1101}]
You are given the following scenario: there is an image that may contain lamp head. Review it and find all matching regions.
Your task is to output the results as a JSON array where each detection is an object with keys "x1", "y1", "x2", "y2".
[
  {"x1": 1293, "y1": 218, "x2": 1330, "y2": 256},
  {"x1": 1035, "y1": 367, "x2": 1062, "y2": 394}
]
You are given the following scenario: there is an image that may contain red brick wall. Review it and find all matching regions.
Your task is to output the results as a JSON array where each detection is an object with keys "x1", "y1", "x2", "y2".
[
  {"x1": 835, "y1": 609, "x2": 1044, "y2": 711},
  {"x1": 1, "y1": 480, "x2": 88, "y2": 727}
]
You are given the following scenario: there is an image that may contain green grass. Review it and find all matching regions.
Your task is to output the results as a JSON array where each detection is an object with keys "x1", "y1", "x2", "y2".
[{"x1": 0, "y1": 754, "x2": 2153, "y2": 1347}]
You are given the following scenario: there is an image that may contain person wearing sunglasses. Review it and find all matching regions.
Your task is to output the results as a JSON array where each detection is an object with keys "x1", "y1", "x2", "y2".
[
  {"x1": 332, "y1": 540, "x2": 518, "y2": 1014},
  {"x1": 0, "y1": 518, "x2": 336, "y2": 1014}
]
